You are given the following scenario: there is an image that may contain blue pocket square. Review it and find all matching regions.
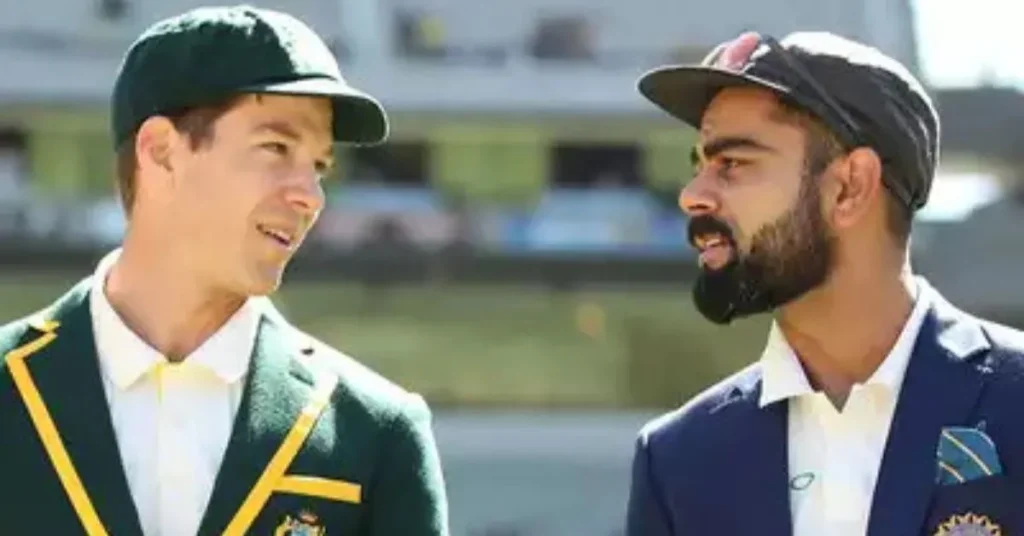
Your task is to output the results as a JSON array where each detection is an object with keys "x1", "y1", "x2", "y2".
[{"x1": 935, "y1": 426, "x2": 1003, "y2": 486}]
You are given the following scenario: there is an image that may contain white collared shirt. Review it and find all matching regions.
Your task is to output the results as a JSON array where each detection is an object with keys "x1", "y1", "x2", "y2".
[
  {"x1": 89, "y1": 249, "x2": 261, "y2": 536},
  {"x1": 758, "y1": 278, "x2": 931, "y2": 536}
]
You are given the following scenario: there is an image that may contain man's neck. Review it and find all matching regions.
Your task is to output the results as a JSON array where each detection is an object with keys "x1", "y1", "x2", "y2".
[
  {"x1": 103, "y1": 244, "x2": 246, "y2": 362},
  {"x1": 776, "y1": 266, "x2": 916, "y2": 408}
]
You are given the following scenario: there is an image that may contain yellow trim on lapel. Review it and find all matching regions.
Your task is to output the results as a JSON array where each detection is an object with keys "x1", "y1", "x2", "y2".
[
  {"x1": 277, "y1": 475, "x2": 362, "y2": 504},
  {"x1": 6, "y1": 321, "x2": 110, "y2": 536},
  {"x1": 222, "y1": 371, "x2": 340, "y2": 536}
]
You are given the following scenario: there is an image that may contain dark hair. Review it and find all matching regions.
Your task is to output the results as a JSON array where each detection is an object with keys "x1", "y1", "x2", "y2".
[
  {"x1": 115, "y1": 98, "x2": 240, "y2": 214},
  {"x1": 773, "y1": 98, "x2": 913, "y2": 245}
]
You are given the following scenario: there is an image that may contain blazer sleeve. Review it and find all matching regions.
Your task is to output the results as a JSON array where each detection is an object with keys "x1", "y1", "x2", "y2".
[
  {"x1": 626, "y1": 433, "x2": 674, "y2": 536},
  {"x1": 365, "y1": 394, "x2": 450, "y2": 536}
]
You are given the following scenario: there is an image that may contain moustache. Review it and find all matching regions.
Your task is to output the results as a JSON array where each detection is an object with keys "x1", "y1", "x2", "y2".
[{"x1": 686, "y1": 215, "x2": 736, "y2": 249}]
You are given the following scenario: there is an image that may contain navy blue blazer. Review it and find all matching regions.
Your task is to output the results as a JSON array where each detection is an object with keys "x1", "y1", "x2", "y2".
[{"x1": 626, "y1": 286, "x2": 1024, "y2": 536}]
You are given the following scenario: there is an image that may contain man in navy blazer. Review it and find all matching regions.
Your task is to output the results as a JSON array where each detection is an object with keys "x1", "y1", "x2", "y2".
[{"x1": 626, "y1": 31, "x2": 1024, "y2": 536}]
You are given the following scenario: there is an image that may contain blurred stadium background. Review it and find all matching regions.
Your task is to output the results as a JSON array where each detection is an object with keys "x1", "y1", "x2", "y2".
[{"x1": 1, "y1": 0, "x2": 1022, "y2": 534}]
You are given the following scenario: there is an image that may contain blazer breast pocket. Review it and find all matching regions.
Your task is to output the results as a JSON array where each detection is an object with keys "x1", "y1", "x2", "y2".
[{"x1": 925, "y1": 475, "x2": 1024, "y2": 535}]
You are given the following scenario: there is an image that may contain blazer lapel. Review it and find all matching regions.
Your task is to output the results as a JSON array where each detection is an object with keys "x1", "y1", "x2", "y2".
[
  {"x1": 196, "y1": 312, "x2": 319, "y2": 536},
  {"x1": 11, "y1": 280, "x2": 144, "y2": 536},
  {"x1": 867, "y1": 291, "x2": 991, "y2": 536},
  {"x1": 715, "y1": 377, "x2": 793, "y2": 536}
]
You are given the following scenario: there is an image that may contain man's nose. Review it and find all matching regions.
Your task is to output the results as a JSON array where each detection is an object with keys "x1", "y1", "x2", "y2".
[
  {"x1": 285, "y1": 170, "x2": 325, "y2": 217},
  {"x1": 678, "y1": 173, "x2": 720, "y2": 218}
]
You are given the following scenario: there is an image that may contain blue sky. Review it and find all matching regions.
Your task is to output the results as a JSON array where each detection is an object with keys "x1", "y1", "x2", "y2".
[{"x1": 913, "y1": 0, "x2": 1022, "y2": 88}]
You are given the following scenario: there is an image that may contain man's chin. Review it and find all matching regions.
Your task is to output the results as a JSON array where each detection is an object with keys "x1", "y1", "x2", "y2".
[
  {"x1": 242, "y1": 262, "x2": 287, "y2": 297},
  {"x1": 692, "y1": 291, "x2": 739, "y2": 325},
  {"x1": 691, "y1": 270, "x2": 741, "y2": 325},
  {"x1": 690, "y1": 263, "x2": 772, "y2": 325},
  {"x1": 692, "y1": 273, "x2": 819, "y2": 325}
]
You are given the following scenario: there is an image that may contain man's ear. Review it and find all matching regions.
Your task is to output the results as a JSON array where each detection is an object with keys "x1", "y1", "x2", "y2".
[
  {"x1": 134, "y1": 116, "x2": 178, "y2": 175},
  {"x1": 829, "y1": 147, "x2": 884, "y2": 231}
]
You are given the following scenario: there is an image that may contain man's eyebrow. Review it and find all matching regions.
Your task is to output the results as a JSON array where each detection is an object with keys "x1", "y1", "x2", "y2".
[
  {"x1": 697, "y1": 136, "x2": 777, "y2": 161},
  {"x1": 253, "y1": 120, "x2": 301, "y2": 140}
]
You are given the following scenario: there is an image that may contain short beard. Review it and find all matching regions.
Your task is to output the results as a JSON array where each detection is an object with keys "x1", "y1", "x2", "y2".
[{"x1": 690, "y1": 174, "x2": 835, "y2": 325}]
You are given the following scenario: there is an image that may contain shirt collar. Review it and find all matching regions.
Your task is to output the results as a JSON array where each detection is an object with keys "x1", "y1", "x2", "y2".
[
  {"x1": 758, "y1": 322, "x2": 814, "y2": 406},
  {"x1": 758, "y1": 276, "x2": 931, "y2": 408},
  {"x1": 90, "y1": 248, "x2": 263, "y2": 390}
]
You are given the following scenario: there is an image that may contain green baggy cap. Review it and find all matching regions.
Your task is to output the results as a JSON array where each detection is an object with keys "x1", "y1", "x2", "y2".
[{"x1": 111, "y1": 4, "x2": 388, "y2": 147}]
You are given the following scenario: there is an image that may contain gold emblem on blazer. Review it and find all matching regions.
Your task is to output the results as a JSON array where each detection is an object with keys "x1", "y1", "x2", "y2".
[
  {"x1": 275, "y1": 510, "x2": 326, "y2": 536},
  {"x1": 934, "y1": 512, "x2": 1002, "y2": 536}
]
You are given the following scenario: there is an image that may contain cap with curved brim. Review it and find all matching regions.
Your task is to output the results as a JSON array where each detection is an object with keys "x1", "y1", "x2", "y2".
[
  {"x1": 242, "y1": 77, "x2": 389, "y2": 145},
  {"x1": 637, "y1": 65, "x2": 791, "y2": 129}
]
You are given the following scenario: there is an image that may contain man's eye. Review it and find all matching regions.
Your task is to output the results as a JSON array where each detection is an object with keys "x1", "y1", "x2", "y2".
[
  {"x1": 721, "y1": 157, "x2": 740, "y2": 169},
  {"x1": 262, "y1": 142, "x2": 289, "y2": 155}
]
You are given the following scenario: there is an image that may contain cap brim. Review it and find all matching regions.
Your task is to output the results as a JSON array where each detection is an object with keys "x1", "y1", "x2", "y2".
[
  {"x1": 244, "y1": 77, "x2": 389, "y2": 146},
  {"x1": 637, "y1": 66, "x2": 790, "y2": 128}
]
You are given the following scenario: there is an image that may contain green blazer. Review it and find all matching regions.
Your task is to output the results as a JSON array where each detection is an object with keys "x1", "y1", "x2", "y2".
[{"x1": 0, "y1": 278, "x2": 449, "y2": 536}]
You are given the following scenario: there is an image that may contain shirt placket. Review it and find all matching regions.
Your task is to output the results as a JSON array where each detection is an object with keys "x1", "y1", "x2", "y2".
[
  {"x1": 157, "y1": 363, "x2": 203, "y2": 536},
  {"x1": 820, "y1": 396, "x2": 861, "y2": 528}
]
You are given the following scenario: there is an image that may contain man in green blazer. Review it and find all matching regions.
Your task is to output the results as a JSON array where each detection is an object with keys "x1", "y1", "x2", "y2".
[{"x1": 0, "y1": 5, "x2": 449, "y2": 535}]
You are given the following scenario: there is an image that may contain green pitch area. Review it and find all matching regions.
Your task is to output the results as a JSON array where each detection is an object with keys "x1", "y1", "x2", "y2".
[{"x1": 0, "y1": 272, "x2": 771, "y2": 409}]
